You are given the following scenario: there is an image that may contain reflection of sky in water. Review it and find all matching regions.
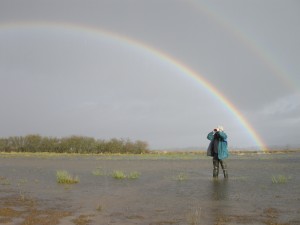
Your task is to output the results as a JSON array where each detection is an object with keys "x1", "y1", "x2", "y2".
[{"x1": 0, "y1": 153, "x2": 299, "y2": 224}]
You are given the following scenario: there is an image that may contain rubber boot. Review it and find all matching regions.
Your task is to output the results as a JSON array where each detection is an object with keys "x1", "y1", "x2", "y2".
[
  {"x1": 223, "y1": 170, "x2": 228, "y2": 178},
  {"x1": 220, "y1": 160, "x2": 228, "y2": 178},
  {"x1": 213, "y1": 169, "x2": 219, "y2": 178},
  {"x1": 213, "y1": 158, "x2": 219, "y2": 178}
]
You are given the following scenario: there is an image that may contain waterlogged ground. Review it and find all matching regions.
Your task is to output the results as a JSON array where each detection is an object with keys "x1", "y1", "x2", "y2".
[{"x1": 0, "y1": 152, "x2": 300, "y2": 225}]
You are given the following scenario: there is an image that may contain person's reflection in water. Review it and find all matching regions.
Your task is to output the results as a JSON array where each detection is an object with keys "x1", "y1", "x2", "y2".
[
  {"x1": 209, "y1": 179, "x2": 229, "y2": 224},
  {"x1": 211, "y1": 179, "x2": 228, "y2": 200}
]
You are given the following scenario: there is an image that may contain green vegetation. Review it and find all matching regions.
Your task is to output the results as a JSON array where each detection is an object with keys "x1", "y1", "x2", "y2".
[
  {"x1": 92, "y1": 169, "x2": 104, "y2": 176},
  {"x1": 112, "y1": 170, "x2": 141, "y2": 179},
  {"x1": 0, "y1": 152, "x2": 207, "y2": 160},
  {"x1": 173, "y1": 172, "x2": 188, "y2": 181},
  {"x1": 96, "y1": 204, "x2": 103, "y2": 212},
  {"x1": 230, "y1": 176, "x2": 247, "y2": 181},
  {"x1": 187, "y1": 207, "x2": 201, "y2": 225},
  {"x1": 271, "y1": 175, "x2": 291, "y2": 184},
  {"x1": 0, "y1": 176, "x2": 11, "y2": 185},
  {"x1": 112, "y1": 170, "x2": 127, "y2": 179},
  {"x1": 0, "y1": 135, "x2": 149, "y2": 154},
  {"x1": 56, "y1": 170, "x2": 79, "y2": 184},
  {"x1": 128, "y1": 172, "x2": 141, "y2": 179}
]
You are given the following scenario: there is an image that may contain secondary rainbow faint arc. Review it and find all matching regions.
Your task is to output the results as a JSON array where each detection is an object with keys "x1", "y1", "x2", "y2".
[
  {"x1": 0, "y1": 21, "x2": 268, "y2": 150},
  {"x1": 188, "y1": 0, "x2": 297, "y2": 91}
]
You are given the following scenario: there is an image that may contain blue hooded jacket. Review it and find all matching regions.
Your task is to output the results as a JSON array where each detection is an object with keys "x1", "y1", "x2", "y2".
[{"x1": 207, "y1": 131, "x2": 229, "y2": 160}]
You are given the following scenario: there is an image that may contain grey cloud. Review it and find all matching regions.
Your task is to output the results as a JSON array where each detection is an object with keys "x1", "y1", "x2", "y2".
[
  {"x1": 260, "y1": 93, "x2": 300, "y2": 117},
  {"x1": 0, "y1": 0, "x2": 299, "y2": 149}
]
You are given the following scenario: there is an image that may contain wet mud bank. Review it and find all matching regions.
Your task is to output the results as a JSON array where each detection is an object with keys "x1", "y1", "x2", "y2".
[{"x1": 0, "y1": 153, "x2": 300, "y2": 224}]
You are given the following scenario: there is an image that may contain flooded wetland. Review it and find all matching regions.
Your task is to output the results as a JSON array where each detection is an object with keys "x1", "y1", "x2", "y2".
[{"x1": 0, "y1": 152, "x2": 300, "y2": 225}]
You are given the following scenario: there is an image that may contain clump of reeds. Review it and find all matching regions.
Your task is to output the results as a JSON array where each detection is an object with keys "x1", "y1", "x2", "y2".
[
  {"x1": 96, "y1": 203, "x2": 103, "y2": 212},
  {"x1": 112, "y1": 170, "x2": 127, "y2": 179},
  {"x1": 271, "y1": 174, "x2": 291, "y2": 184},
  {"x1": 111, "y1": 170, "x2": 140, "y2": 179},
  {"x1": 187, "y1": 207, "x2": 202, "y2": 225},
  {"x1": 92, "y1": 169, "x2": 103, "y2": 176},
  {"x1": 173, "y1": 172, "x2": 188, "y2": 181},
  {"x1": 127, "y1": 172, "x2": 141, "y2": 179},
  {"x1": 56, "y1": 170, "x2": 79, "y2": 184},
  {"x1": 0, "y1": 176, "x2": 11, "y2": 185}
]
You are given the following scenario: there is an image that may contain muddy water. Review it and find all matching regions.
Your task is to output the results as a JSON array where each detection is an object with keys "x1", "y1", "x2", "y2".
[{"x1": 0, "y1": 153, "x2": 300, "y2": 224}]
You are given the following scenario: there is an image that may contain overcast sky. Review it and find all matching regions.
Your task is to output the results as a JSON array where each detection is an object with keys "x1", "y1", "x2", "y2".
[{"x1": 0, "y1": 0, "x2": 299, "y2": 150}]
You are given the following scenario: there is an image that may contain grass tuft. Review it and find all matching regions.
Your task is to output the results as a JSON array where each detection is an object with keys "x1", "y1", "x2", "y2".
[
  {"x1": 92, "y1": 169, "x2": 103, "y2": 176},
  {"x1": 271, "y1": 174, "x2": 291, "y2": 184},
  {"x1": 128, "y1": 172, "x2": 141, "y2": 179},
  {"x1": 187, "y1": 207, "x2": 202, "y2": 225},
  {"x1": 112, "y1": 170, "x2": 127, "y2": 179},
  {"x1": 173, "y1": 172, "x2": 188, "y2": 181},
  {"x1": 56, "y1": 170, "x2": 79, "y2": 184},
  {"x1": 111, "y1": 170, "x2": 141, "y2": 179},
  {"x1": 0, "y1": 176, "x2": 11, "y2": 185},
  {"x1": 96, "y1": 203, "x2": 103, "y2": 212}
]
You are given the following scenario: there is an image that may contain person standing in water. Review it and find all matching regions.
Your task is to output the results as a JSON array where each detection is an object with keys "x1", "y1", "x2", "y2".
[{"x1": 207, "y1": 126, "x2": 228, "y2": 178}]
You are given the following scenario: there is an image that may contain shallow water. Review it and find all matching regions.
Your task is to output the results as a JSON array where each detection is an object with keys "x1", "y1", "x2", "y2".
[{"x1": 0, "y1": 153, "x2": 300, "y2": 224}]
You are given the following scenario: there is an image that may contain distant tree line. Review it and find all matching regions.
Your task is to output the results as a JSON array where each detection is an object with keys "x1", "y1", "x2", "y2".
[{"x1": 0, "y1": 135, "x2": 150, "y2": 154}]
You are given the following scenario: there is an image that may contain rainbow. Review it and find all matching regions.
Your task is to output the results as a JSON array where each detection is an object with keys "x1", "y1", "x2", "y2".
[{"x1": 0, "y1": 21, "x2": 268, "y2": 150}]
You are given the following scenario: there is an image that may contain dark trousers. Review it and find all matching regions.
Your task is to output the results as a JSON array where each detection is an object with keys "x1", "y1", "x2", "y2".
[{"x1": 213, "y1": 154, "x2": 228, "y2": 178}]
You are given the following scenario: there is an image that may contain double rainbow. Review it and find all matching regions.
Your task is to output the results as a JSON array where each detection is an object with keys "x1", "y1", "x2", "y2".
[{"x1": 0, "y1": 21, "x2": 268, "y2": 150}]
